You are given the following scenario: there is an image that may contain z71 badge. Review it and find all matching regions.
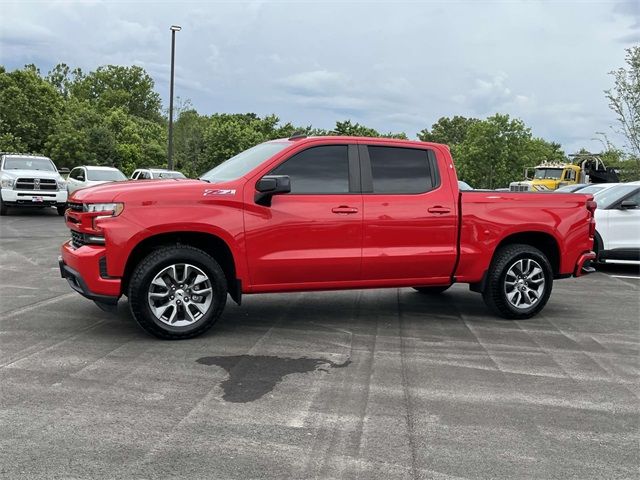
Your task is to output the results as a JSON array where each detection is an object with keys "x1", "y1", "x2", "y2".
[{"x1": 203, "y1": 189, "x2": 236, "y2": 196}]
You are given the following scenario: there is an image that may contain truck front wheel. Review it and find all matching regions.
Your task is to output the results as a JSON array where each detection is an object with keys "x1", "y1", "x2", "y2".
[
  {"x1": 482, "y1": 244, "x2": 553, "y2": 319},
  {"x1": 128, "y1": 245, "x2": 227, "y2": 339}
]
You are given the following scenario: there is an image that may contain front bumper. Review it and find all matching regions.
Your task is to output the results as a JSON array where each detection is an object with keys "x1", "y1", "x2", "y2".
[
  {"x1": 1, "y1": 188, "x2": 67, "y2": 206},
  {"x1": 60, "y1": 241, "x2": 121, "y2": 304},
  {"x1": 574, "y1": 251, "x2": 597, "y2": 277}
]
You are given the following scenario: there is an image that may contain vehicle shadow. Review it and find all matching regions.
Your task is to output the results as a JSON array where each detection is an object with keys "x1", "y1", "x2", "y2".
[
  {"x1": 2, "y1": 207, "x2": 60, "y2": 216},
  {"x1": 103, "y1": 287, "x2": 540, "y2": 342},
  {"x1": 596, "y1": 262, "x2": 640, "y2": 276}
]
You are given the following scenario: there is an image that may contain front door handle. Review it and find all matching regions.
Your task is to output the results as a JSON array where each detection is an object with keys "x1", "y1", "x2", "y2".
[
  {"x1": 427, "y1": 206, "x2": 451, "y2": 214},
  {"x1": 332, "y1": 206, "x2": 359, "y2": 214}
]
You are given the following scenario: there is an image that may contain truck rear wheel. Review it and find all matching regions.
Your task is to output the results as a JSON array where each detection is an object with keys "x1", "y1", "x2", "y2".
[
  {"x1": 128, "y1": 245, "x2": 227, "y2": 339},
  {"x1": 413, "y1": 285, "x2": 450, "y2": 294},
  {"x1": 482, "y1": 244, "x2": 553, "y2": 319}
]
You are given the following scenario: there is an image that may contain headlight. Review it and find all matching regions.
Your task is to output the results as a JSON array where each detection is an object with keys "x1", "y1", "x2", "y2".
[
  {"x1": 1, "y1": 178, "x2": 15, "y2": 188},
  {"x1": 57, "y1": 179, "x2": 66, "y2": 189},
  {"x1": 83, "y1": 203, "x2": 124, "y2": 216}
]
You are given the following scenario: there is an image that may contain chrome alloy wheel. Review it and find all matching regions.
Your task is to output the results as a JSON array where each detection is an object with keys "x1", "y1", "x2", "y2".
[
  {"x1": 147, "y1": 263, "x2": 213, "y2": 327},
  {"x1": 503, "y1": 258, "x2": 546, "y2": 309}
]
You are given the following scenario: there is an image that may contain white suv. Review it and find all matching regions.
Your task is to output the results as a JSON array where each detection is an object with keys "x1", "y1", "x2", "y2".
[
  {"x1": 593, "y1": 182, "x2": 640, "y2": 263},
  {"x1": 0, "y1": 153, "x2": 68, "y2": 216},
  {"x1": 67, "y1": 166, "x2": 127, "y2": 195}
]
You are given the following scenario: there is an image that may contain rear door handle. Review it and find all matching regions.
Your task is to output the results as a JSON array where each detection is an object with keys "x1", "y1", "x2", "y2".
[
  {"x1": 332, "y1": 206, "x2": 359, "y2": 214},
  {"x1": 427, "y1": 206, "x2": 451, "y2": 214}
]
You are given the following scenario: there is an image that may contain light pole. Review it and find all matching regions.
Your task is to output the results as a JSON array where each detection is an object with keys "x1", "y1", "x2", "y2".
[{"x1": 168, "y1": 25, "x2": 182, "y2": 171}]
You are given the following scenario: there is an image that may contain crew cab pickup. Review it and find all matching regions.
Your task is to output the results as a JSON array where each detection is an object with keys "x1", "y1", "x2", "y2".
[
  {"x1": 1, "y1": 153, "x2": 68, "y2": 216},
  {"x1": 59, "y1": 136, "x2": 597, "y2": 339}
]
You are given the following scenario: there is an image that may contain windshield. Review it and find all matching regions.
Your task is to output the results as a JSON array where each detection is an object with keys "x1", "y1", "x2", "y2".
[
  {"x1": 87, "y1": 169, "x2": 127, "y2": 181},
  {"x1": 578, "y1": 185, "x2": 607, "y2": 195},
  {"x1": 200, "y1": 142, "x2": 290, "y2": 182},
  {"x1": 533, "y1": 168, "x2": 563, "y2": 180},
  {"x1": 593, "y1": 185, "x2": 638, "y2": 209},
  {"x1": 157, "y1": 171, "x2": 186, "y2": 179},
  {"x1": 3, "y1": 156, "x2": 56, "y2": 172}
]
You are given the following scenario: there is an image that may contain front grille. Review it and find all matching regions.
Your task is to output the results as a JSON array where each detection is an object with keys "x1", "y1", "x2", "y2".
[
  {"x1": 510, "y1": 185, "x2": 530, "y2": 192},
  {"x1": 67, "y1": 202, "x2": 83, "y2": 212},
  {"x1": 70, "y1": 230, "x2": 87, "y2": 249},
  {"x1": 70, "y1": 230, "x2": 105, "y2": 249},
  {"x1": 15, "y1": 178, "x2": 57, "y2": 191}
]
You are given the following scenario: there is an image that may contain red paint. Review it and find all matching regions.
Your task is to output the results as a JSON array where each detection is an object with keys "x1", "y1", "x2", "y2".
[{"x1": 61, "y1": 136, "x2": 595, "y2": 300}]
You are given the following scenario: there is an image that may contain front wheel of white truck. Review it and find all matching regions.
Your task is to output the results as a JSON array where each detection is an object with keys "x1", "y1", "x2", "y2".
[
  {"x1": 482, "y1": 244, "x2": 553, "y2": 319},
  {"x1": 128, "y1": 245, "x2": 228, "y2": 339}
]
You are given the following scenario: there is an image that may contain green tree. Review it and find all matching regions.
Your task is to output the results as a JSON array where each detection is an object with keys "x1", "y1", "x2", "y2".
[
  {"x1": 70, "y1": 65, "x2": 163, "y2": 122},
  {"x1": 418, "y1": 116, "x2": 480, "y2": 145},
  {"x1": 0, "y1": 65, "x2": 63, "y2": 153},
  {"x1": 605, "y1": 46, "x2": 639, "y2": 167},
  {"x1": 332, "y1": 119, "x2": 407, "y2": 139},
  {"x1": 45, "y1": 63, "x2": 84, "y2": 99},
  {"x1": 453, "y1": 114, "x2": 542, "y2": 189},
  {"x1": 173, "y1": 109, "x2": 209, "y2": 177}
]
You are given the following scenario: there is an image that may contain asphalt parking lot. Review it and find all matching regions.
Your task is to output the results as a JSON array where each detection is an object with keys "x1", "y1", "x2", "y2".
[{"x1": 1, "y1": 209, "x2": 638, "y2": 480}]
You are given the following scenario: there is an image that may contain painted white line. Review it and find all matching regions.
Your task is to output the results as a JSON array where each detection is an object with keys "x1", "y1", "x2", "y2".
[{"x1": 611, "y1": 275, "x2": 640, "y2": 279}]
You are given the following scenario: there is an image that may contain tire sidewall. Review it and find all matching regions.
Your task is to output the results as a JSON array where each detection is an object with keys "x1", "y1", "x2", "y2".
[{"x1": 129, "y1": 247, "x2": 227, "y2": 337}]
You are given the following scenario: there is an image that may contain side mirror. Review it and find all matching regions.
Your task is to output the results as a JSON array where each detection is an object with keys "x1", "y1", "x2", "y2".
[
  {"x1": 620, "y1": 200, "x2": 638, "y2": 210},
  {"x1": 255, "y1": 175, "x2": 291, "y2": 206}
]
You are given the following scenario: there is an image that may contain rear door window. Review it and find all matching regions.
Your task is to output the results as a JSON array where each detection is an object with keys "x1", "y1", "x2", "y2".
[{"x1": 366, "y1": 146, "x2": 437, "y2": 194}]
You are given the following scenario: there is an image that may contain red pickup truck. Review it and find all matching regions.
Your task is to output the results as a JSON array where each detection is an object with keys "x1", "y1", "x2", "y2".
[{"x1": 60, "y1": 136, "x2": 596, "y2": 339}]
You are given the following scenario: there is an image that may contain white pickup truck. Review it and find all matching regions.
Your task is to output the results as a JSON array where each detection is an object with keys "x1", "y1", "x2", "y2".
[{"x1": 0, "y1": 153, "x2": 68, "y2": 216}]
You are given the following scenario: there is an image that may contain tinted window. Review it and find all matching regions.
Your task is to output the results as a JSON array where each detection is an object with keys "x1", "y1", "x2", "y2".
[
  {"x1": 139, "y1": 171, "x2": 151, "y2": 179},
  {"x1": 69, "y1": 168, "x2": 82, "y2": 180},
  {"x1": 624, "y1": 189, "x2": 640, "y2": 206},
  {"x1": 270, "y1": 145, "x2": 349, "y2": 194},
  {"x1": 368, "y1": 146, "x2": 434, "y2": 194}
]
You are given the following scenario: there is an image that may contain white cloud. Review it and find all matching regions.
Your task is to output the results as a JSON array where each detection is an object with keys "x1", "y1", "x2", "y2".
[{"x1": 0, "y1": 0, "x2": 630, "y2": 152}]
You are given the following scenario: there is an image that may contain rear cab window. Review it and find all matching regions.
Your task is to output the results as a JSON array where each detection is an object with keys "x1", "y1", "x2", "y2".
[{"x1": 361, "y1": 145, "x2": 440, "y2": 194}]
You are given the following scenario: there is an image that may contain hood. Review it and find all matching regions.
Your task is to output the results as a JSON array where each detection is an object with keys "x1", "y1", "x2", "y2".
[
  {"x1": 69, "y1": 179, "x2": 217, "y2": 203},
  {"x1": 1, "y1": 169, "x2": 62, "y2": 180}
]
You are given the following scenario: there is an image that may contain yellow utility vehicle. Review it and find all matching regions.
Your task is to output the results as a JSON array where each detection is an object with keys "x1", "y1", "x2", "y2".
[{"x1": 509, "y1": 153, "x2": 618, "y2": 192}]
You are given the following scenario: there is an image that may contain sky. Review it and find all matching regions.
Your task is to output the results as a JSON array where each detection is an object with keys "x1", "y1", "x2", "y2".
[{"x1": 1, "y1": 0, "x2": 638, "y2": 153}]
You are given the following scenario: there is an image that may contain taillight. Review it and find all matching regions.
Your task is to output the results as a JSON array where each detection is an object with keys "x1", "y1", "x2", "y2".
[{"x1": 586, "y1": 200, "x2": 597, "y2": 214}]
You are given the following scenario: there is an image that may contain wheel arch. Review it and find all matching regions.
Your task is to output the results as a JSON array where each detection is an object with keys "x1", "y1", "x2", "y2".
[
  {"x1": 122, "y1": 231, "x2": 241, "y2": 304},
  {"x1": 495, "y1": 231, "x2": 560, "y2": 276}
]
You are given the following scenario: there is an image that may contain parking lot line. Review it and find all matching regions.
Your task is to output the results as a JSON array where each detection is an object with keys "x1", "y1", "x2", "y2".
[{"x1": 610, "y1": 275, "x2": 640, "y2": 279}]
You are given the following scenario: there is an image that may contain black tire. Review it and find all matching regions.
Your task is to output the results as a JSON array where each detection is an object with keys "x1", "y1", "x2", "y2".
[
  {"x1": 482, "y1": 244, "x2": 553, "y2": 320},
  {"x1": 413, "y1": 285, "x2": 451, "y2": 294},
  {"x1": 0, "y1": 197, "x2": 7, "y2": 216},
  {"x1": 593, "y1": 231, "x2": 604, "y2": 263},
  {"x1": 128, "y1": 245, "x2": 227, "y2": 339},
  {"x1": 57, "y1": 205, "x2": 66, "y2": 216}
]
